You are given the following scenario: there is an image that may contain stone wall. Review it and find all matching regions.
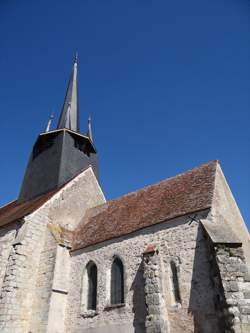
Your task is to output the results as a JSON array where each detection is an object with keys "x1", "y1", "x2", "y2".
[
  {"x1": 0, "y1": 222, "x2": 18, "y2": 292},
  {"x1": 0, "y1": 166, "x2": 105, "y2": 333},
  {"x1": 212, "y1": 164, "x2": 250, "y2": 265},
  {"x1": 0, "y1": 207, "x2": 51, "y2": 333},
  {"x1": 29, "y1": 228, "x2": 58, "y2": 333},
  {"x1": 214, "y1": 243, "x2": 250, "y2": 333},
  {"x1": 47, "y1": 244, "x2": 71, "y2": 333},
  {"x1": 66, "y1": 210, "x2": 225, "y2": 333},
  {"x1": 143, "y1": 245, "x2": 168, "y2": 333},
  {"x1": 47, "y1": 167, "x2": 106, "y2": 231}
]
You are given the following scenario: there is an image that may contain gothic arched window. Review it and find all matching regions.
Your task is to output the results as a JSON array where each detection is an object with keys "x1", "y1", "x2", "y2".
[
  {"x1": 86, "y1": 261, "x2": 97, "y2": 310},
  {"x1": 111, "y1": 257, "x2": 124, "y2": 304},
  {"x1": 170, "y1": 260, "x2": 181, "y2": 304}
]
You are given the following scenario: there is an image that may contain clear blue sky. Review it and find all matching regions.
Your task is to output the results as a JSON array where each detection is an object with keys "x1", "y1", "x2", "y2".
[{"x1": 0, "y1": 1, "x2": 249, "y2": 229}]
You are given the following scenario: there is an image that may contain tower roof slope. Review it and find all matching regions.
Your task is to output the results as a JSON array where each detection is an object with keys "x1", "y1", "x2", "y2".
[
  {"x1": 73, "y1": 160, "x2": 218, "y2": 250},
  {"x1": 0, "y1": 190, "x2": 58, "y2": 227}
]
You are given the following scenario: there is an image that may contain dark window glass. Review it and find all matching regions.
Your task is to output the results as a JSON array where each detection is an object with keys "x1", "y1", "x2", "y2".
[
  {"x1": 87, "y1": 262, "x2": 97, "y2": 310},
  {"x1": 111, "y1": 258, "x2": 124, "y2": 304},
  {"x1": 170, "y1": 261, "x2": 181, "y2": 304}
]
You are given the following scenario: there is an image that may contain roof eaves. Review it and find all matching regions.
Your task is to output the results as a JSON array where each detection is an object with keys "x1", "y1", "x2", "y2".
[{"x1": 71, "y1": 206, "x2": 212, "y2": 252}]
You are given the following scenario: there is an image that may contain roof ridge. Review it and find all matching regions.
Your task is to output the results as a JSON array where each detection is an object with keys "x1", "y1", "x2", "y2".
[
  {"x1": 210, "y1": 160, "x2": 220, "y2": 207},
  {"x1": 105, "y1": 160, "x2": 219, "y2": 205}
]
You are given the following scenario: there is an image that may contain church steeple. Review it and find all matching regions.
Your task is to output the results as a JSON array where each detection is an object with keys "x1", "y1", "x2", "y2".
[
  {"x1": 18, "y1": 56, "x2": 98, "y2": 202},
  {"x1": 57, "y1": 54, "x2": 79, "y2": 132}
]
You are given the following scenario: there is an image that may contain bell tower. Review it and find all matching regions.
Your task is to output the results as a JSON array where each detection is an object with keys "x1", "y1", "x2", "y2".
[{"x1": 18, "y1": 56, "x2": 98, "y2": 202}]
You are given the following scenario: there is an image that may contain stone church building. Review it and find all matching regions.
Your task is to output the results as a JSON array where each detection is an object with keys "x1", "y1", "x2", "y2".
[{"x1": 0, "y1": 58, "x2": 249, "y2": 333}]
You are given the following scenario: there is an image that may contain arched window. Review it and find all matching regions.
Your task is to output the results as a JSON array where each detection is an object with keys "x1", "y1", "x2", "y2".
[
  {"x1": 111, "y1": 257, "x2": 124, "y2": 304},
  {"x1": 86, "y1": 261, "x2": 97, "y2": 310},
  {"x1": 170, "y1": 261, "x2": 181, "y2": 304}
]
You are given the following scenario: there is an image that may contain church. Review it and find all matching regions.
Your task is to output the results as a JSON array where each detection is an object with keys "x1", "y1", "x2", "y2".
[{"x1": 0, "y1": 57, "x2": 249, "y2": 333}]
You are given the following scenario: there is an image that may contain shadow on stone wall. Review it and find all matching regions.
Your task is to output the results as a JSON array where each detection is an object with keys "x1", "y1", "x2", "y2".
[
  {"x1": 188, "y1": 223, "x2": 233, "y2": 333},
  {"x1": 131, "y1": 261, "x2": 147, "y2": 333}
]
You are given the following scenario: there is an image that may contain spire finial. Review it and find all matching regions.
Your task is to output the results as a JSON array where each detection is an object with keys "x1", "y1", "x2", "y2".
[
  {"x1": 74, "y1": 52, "x2": 78, "y2": 64},
  {"x1": 87, "y1": 115, "x2": 93, "y2": 142},
  {"x1": 45, "y1": 113, "x2": 54, "y2": 132},
  {"x1": 57, "y1": 56, "x2": 79, "y2": 132}
]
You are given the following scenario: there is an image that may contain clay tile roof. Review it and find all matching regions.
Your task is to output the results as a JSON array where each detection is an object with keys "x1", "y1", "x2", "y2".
[
  {"x1": 0, "y1": 189, "x2": 58, "y2": 227},
  {"x1": 72, "y1": 161, "x2": 218, "y2": 251}
]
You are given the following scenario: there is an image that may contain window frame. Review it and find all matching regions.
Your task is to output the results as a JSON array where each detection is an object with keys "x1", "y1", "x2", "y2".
[
  {"x1": 81, "y1": 260, "x2": 98, "y2": 317},
  {"x1": 169, "y1": 260, "x2": 181, "y2": 307},
  {"x1": 110, "y1": 256, "x2": 125, "y2": 305},
  {"x1": 104, "y1": 255, "x2": 126, "y2": 310}
]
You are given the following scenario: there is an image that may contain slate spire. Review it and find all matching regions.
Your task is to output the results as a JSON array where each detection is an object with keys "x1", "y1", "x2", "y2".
[{"x1": 57, "y1": 54, "x2": 79, "y2": 132}]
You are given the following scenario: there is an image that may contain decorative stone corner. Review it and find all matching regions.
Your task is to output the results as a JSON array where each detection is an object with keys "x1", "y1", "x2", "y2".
[
  {"x1": 144, "y1": 244, "x2": 158, "y2": 255},
  {"x1": 48, "y1": 223, "x2": 72, "y2": 248}
]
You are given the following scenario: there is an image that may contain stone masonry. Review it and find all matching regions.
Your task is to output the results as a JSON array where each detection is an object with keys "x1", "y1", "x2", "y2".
[
  {"x1": 143, "y1": 245, "x2": 168, "y2": 333},
  {"x1": 214, "y1": 244, "x2": 250, "y2": 333},
  {"x1": 0, "y1": 207, "x2": 51, "y2": 333},
  {"x1": 0, "y1": 167, "x2": 106, "y2": 333},
  {"x1": 66, "y1": 211, "x2": 227, "y2": 333},
  {"x1": 0, "y1": 223, "x2": 18, "y2": 292}
]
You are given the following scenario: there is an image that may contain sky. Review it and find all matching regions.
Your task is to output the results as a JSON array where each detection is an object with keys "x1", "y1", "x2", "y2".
[{"x1": 0, "y1": 0, "x2": 249, "y2": 229}]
